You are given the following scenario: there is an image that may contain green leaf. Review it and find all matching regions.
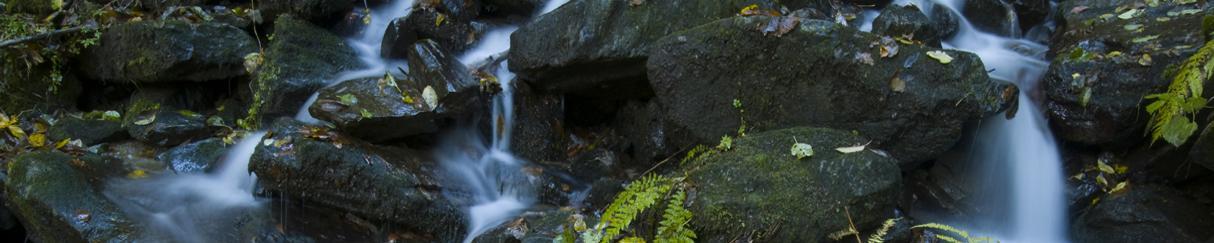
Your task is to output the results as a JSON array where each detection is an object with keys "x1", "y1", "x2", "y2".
[
  {"x1": 360, "y1": 109, "x2": 373, "y2": 119},
  {"x1": 101, "y1": 110, "x2": 121, "y2": 121},
  {"x1": 926, "y1": 50, "x2": 953, "y2": 64},
  {"x1": 791, "y1": 142, "x2": 814, "y2": 159},
  {"x1": 1161, "y1": 115, "x2": 1198, "y2": 147},
  {"x1": 338, "y1": 93, "x2": 359, "y2": 106}
]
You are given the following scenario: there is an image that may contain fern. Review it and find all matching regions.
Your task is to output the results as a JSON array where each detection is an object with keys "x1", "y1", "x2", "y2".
[
  {"x1": 911, "y1": 223, "x2": 995, "y2": 243},
  {"x1": 655, "y1": 189, "x2": 695, "y2": 243},
  {"x1": 1145, "y1": 39, "x2": 1214, "y2": 146},
  {"x1": 866, "y1": 218, "x2": 899, "y2": 243},
  {"x1": 599, "y1": 174, "x2": 674, "y2": 242}
]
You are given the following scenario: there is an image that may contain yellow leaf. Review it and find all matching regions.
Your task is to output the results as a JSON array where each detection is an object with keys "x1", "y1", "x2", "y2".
[
  {"x1": 28, "y1": 133, "x2": 45, "y2": 148},
  {"x1": 8, "y1": 126, "x2": 26, "y2": 140},
  {"x1": 54, "y1": 138, "x2": 70, "y2": 149},
  {"x1": 127, "y1": 169, "x2": 148, "y2": 179},
  {"x1": 926, "y1": 51, "x2": 953, "y2": 64},
  {"x1": 1070, "y1": 173, "x2": 1084, "y2": 181},
  {"x1": 1115, "y1": 164, "x2": 1129, "y2": 174},
  {"x1": 1109, "y1": 181, "x2": 1129, "y2": 194},
  {"x1": 1097, "y1": 160, "x2": 1115, "y2": 174},
  {"x1": 422, "y1": 85, "x2": 439, "y2": 110},
  {"x1": 740, "y1": 4, "x2": 759, "y2": 15},
  {"x1": 1096, "y1": 174, "x2": 1108, "y2": 187},
  {"x1": 435, "y1": 13, "x2": 447, "y2": 27}
]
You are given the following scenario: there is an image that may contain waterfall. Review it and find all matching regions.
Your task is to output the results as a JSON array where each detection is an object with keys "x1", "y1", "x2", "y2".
[
  {"x1": 859, "y1": 0, "x2": 1067, "y2": 242},
  {"x1": 104, "y1": 132, "x2": 267, "y2": 243}
]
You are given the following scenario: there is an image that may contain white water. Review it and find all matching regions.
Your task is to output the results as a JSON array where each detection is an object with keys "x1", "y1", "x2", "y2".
[
  {"x1": 105, "y1": 132, "x2": 267, "y2": 242},
  {"x1": 858, "y1": 1, "x2": 1066, "y2": 242}
]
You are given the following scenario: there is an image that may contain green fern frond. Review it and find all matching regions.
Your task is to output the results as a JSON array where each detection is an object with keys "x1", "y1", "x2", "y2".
[
  {"x1": 600, "y1": 174, "x2": 674, "y2": 243},
  {"x1": 912, "y1": 223, "x2": 998, "y2": 243},
  {"x1": 655, "y1": 189, "x2": 696, "y2": 243},
  {"x1": 828, "y1": 228, "x2": 858, "y2": 241},
  {"x1": 618, "y1": 237, "x2": 647, "y2": 243},
  {"x1": 1145, "y1": 39, "x2": 1214, "y2": 146},
  {"x1": 866, "y1": 218, "x2": 900, "y2": 243},
  {"x1": 934, "y1": 234, "x2": 963, "y2": 243}
]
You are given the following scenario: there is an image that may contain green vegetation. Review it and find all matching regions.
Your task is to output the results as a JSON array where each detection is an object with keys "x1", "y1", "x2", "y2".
[
  {"x1": 1144, "y1": 39, "x2": 1214, "y2": 146},
  {"x1": 556, "y1": 174, "x2": 696, "y2": 243},
  {"x1": 911, "y1": 223, "x2": 995, "y2": 243}
]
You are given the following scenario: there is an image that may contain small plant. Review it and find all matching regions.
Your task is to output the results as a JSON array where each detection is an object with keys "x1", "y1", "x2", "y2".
[
  {"x1": 1144, "y1": 39, "x2": 1214, "y2": 147},
  {"x1": 911, "y1": 223, "x2": 995, "y2": 243},
  {"x1": 559, "y1": 174, "x2": 696, "y2": 243}
]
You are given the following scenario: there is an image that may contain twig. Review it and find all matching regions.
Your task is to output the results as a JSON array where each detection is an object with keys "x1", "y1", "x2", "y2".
[
  {"x1": 844, "y1": 207, "x2": 862, "y2": 243},
  {"x1": 0, "y1": 26, "x2": 86, "y2": 49}
]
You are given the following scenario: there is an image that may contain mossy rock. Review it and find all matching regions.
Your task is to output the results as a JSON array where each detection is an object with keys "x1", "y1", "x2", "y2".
[
  {"x1": 0, "y1": 51, "x2": 82, "y2": 114},
  {"x1": 78, "y1": 20, "x2": 256, "y2": 83},
  {"x1": 3, "y1": 151, "x2": 141, "y2": 242},
  {"x1": 687, "y1": 127, "x2": 902, "y2": 242},
  {"x1": 48, "y1": 115, "x2": 127, "y2": 146},
  {"x1": 4, "y1": 0, "x2": 61, "y2": 15},
  {"x1": 246, "y1": 15, "x2": 362, "y2": 128}
]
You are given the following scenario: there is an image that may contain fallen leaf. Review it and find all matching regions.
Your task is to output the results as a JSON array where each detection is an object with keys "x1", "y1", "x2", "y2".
[
  {"x1": 54, "y1": 138, "x2": 70, "y2": 149},
  {"x1": 628, "y1": 0, "x2": 644, "y2": 6},
  {"x1": 28, "y1": 133, "x2": 45, "y2": 148},
  {"x1": 835, "y1": 144, "x2": 867, "y2": 153},
  {"x1": 1109, "y1": 180, "x2": 1128, "y2": 193},
  {"x1": 1118, "y1": 9, "x2": 1138, "y2": 20},
  {"x1": 127, "y1": 169, "x2": 148, "y2": 179},
  {"x1": 1096, "y1": 174, "x2": 1109, "y2": 187},
  {"x1": 1070, "y1": 6, "x2": 1089, "y2": 14},
  {"x1": 739, "y1": 4, "x2": 760, "y2": 16},
  {"x1": 1138, "y1": 53, "x2": 1153, "y2": 66},
  {"x1": 422, "y1": 85, "x2": 439, "y2": 110},
  {"x1": 890, "y1": 76, "x2": 906, "y2": 92},
  {"x1": 791, "y1": 142, "x2": 814, "y2": 159},
  {"x1": 101, "y1": 110, "x2": 121, "y2": 121},
  {"x1": 1132, "y1": 35, "x2": 1159, "y2": 43},
  {"x1": 926, "y1": 51, "x2": 953, "y2": 64},
  {"x1": 133, "y1": 114, "x2": 157, "y2": 126},
  {"x1": 1097, "y1": 160, "x2": 1116, "y2": 174}
]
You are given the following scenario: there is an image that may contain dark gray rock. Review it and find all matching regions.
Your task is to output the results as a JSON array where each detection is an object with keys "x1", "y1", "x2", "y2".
[
  {"x1": 123, "y1": 98, "x2": 216, "y2": 147},
  {"x1": 79, "y1": 20, "x2": 256, "y2": 83},
  {"x1": 688, "y1": 127, "x2": 902, "y2": 242},
  {"x1": 961, "y1": 0, "x2": 1019, "y2": 36},
  {"x1": 3, "y1": 151, "x2": 142, "y2": 242},
  {"x1": 247, "y1": 15, "x2": 363, "y2": 128},
  {"x1": 1044, "y1": 0, "x2": 1209, "y2": 146},
  {"x1": 258, "y1": 0, "x2": 353, "y2": 23},
  {"x1": 381, "y1": 6, "x2": 484, "y2": 57},
  {"x1": 648, "y1": 16, "x2": 1012, "y2": 164},
  {"x1": 157, "y1": 138, "x2": 228, "y2": 174},
  {"x1": 310, "y1": 39, "x2": 483, "y2": 142},
  {"x1": 480, "y1": 0, "x2": 545, "y2": 18},
  {"x1": 508, "y1": 0, "x2": 819, "y2": 97},
  {"x1": 48, "y1": 115, "x2": 126, "y2": 146},
  {"x1": 249, "y1": 119, "x2": 465, "y2": 241},
  {"x1": 872, "y1": 4, "x2": 940, "y2": 47},
  {"x1": 1071, "y1": 185, "x2": 1214, "y2": 243}
]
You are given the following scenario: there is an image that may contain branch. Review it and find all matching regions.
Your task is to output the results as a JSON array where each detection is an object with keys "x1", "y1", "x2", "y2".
[{"x1": 0, "y1": 26, "x2": 86, "y2": 49}]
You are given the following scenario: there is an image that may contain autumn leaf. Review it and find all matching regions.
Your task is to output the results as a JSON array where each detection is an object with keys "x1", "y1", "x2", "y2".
[
  {"x1": 1109, "y1": 181, "x2": 1129, "y2": 194},
  {"x1": 127, "y1": 169, "x2": 149, "y2": 179},
  {"x1": 1097, "y1": 160, "x2": 1116, "y2": 174},
  {"x1": 926, "y1": 51, "x2": 953, "y2": 64},
  {"x1": 28, "y1": 133, "x2": 45, "y2": 148},
  {"x1": 791, "y1": 142, "x2": 814, "y2": 159},
  {"x1": 835, "y1": 144, "x2": 866, "y2": 153},
  {"x1": 422, "y1": 85, "x2": 439, "y2": 110}
]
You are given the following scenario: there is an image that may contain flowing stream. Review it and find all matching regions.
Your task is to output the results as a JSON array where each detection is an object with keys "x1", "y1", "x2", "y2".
[{"x1": 860, "y1": 0, "x2": 1066, "y2": 242}]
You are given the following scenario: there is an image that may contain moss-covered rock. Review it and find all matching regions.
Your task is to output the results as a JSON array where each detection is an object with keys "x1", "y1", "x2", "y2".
[
  {"x1": 649, "y1": 16, "x2": 1011, "y2": 164},
  {"x1": 157, "y1": 138, "x2": 227, "y2": 174},
  {"x1": 48, "y1": 115, "x2": 127, "y2": 146},
  {"x1": 1044, "y1": 0, "x2": 1211, "y2": 147},
  {"x1": 246, "y1": 15, "x2": 362, "y2": 128},
  {"x1": 4, "y1": 0, "x2": 61, "y2": 15},
  {"x1": 687, "y1": 127, "x2": 902, "y2": 242},
  {"x1": 249, "y1": 119, "x2": 465, "y2": 241},
  {"x1": 3, "y1": 151, "x2": 142, "y2": 242},
  {"x1": 1071, "y1": 185, "x2": 1214, "y2": 243},
  {"x1": 0, "y1": 51, "x2": 82, "y2": 114},
  {"x1": 508, "y1": 0, "x2": 824, "y2": 97},
  {"x1": 78, "y1": 20, "x2": 256, "y2": 83}
]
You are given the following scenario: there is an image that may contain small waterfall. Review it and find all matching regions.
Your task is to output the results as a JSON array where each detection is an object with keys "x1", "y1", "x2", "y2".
[
  {"x1": 104, "y1": 132, "x2": 267, "y2": 242},
  {"x1": 858, "y1": 0, "x2": 1066, "y2": 242}
]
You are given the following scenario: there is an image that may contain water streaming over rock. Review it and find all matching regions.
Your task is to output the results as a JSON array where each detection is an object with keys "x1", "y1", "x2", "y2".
[
  {"x1": 104, "y1": 132, "x2": 267, "y2": 242},
  {"x1": 861, "y1": 0, "x2": 1066, "y2": 242}
]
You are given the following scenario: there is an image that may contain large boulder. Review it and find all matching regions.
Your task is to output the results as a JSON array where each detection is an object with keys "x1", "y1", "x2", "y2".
[
  {"x1": 688, "y1": 127, "x2": 902, "y2": 242},
  {"x1": 1071, "y1": 185, "x2": 1214, "y2": 243},
  {"x1": 480, "y1": 0, "x2": 545, "y2": 18},
  {"x1": 48, "y1": 114, "x2": 126, "y2": 146},
  {"x1": 249, "y1": 119, "x2": 465, "y2": 241},
  {"x1": 649, "y1": 16, "x2": 1012, "y2": 163},
  {"x1": 872, "y1": 4, "x2": 941, "y2": 47},
  {"x1": 508, "y1": 0, "x2": 821, "y2": 97},
  {"x1": 3, "y1": 151, "x2": 142, "y2": 242},
  {"x1": 1043, "y1": 1, "x2": 1210, "y2": 147},
  {"x1": 1190, "y1": 122, "x2": 1214, "y2": 172},
  {"x1": 247, "y1": 15, "x2": 363, "y2": 128},
  {"x1": 381, "y1": 8, "x2": 484, "y2": 58},
  {"x1": 257, "y1": 0, "x2": 354, "y2": 23},
  {"x1": 310, "y1": 39, "x2": 483, "y2": 142},
  {"x1": 157, "y1": 138, "x2": 228, "y2": 174},
  {"x1": 79, "y1": 20, "x2": 256, "y2": 83}
]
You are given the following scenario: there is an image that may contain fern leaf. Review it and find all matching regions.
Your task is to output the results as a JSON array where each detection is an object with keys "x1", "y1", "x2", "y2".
[
  {"x1": 618, "y1": 237, "x2": 647, "y2": 243},
  {"x1": 600, "y1": 174, "x2": 674, "y2": 243},
  {"x1": 934, "y1": 234, "x2": 963, "y2": 243},
  {"x1": 866, "y1": 218, "x2": 900, "y2": 243},
  {"x1": 828, "y1": 228, "x2": 858, "y2": 241},
  {"x1": 1145, "y1": 39, "x2": 1214, "y2": 146},
  {"x1": 656, "y1": 190, "x2": 696, "y2": 243}
]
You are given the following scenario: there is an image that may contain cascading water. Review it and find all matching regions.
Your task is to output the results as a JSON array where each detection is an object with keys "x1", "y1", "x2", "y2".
[
  {"x1": 104, "y1": 132, "x2": 266, "y2": 242},
  {"x1": 860, "y1": 0, "x2": 1066, "y2": 242}
]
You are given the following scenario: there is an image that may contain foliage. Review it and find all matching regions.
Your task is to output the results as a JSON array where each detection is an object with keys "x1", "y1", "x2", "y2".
[
  {"x1": 911, "y1": 223, "x2": 995, "y2": 243},
  {"x1": 655, "y1": 190, "x2": 695, "y2": 243},
  {"x1": 1, "y1": 6, "x2": 103, "y2": 105},
  {"x1": 557, "y1": 174, "x2": 696, "y2": 243},
  {"x1": 599, "y1": 174, "x2": 674, "y2": 242},
  {"x1": 867, "y1": 218, "x2": 899, "y2": 243},
  {"x1": 1145, "y1": 39, "x2": 1214, "y2": 147}
]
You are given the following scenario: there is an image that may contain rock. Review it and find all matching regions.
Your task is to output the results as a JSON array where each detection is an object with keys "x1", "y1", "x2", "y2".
[
  {"x1": 960, "y1": 0, "x2": 1048, "y2": 35},
  {"x1": 1043, "y1": 0, "x2": 1209, "y2": 146},
  {"x1": 79, "y1": 20, "x2": 256, "y2": 83},
  {"x1": 310, "y1": 39, "x2": 483, "y2": 142},
  {"x1": 247, "y1": 15, "x2": 363, "y2": 128},
  {"x1": 258, "y1": 0, "x2": 353, "y2": 23},
  {"x1": 0, "y1": 52, "x2": 83, "y2": 114},
  {"x1": 123, "y1": 97, "x2": 217, "y2": 147},
  {"x1": 649, "y1": 16, "x2": 1012, "y2": 164},
  {"x1": 508, "y1": 0, "x2": 819, "y2": 97},
  {"x1": 688, "y1": 127, "x2": 902, "y2": 242},
  {"x1": 157, "y1": 138, "x2": 228, "y2": 174},
  {"x1": 480, "y1": 0, "x2": 545, "y2": 18},
  {"x1": 3, "y1": 151, "x2": 142, "y2": 242},
  {"x1": 928, "y1": 3, "x2": 959, "y2": 39},
  {"x1": 1192, "y1": 123, "x2": 1214, "y2": 172},
  {"x1": 509, "y1": 80, "x2": 567, "y2": 163},
  {"x1": 48, "y1": 115, "x2": 126, "y2": 146},
  {"x1": 610, "y1": 100, "x2": 674, "y2": 165},
  {"x1": 4, "y1": 0, "x2": 60, "y2": 14},
  {"x1": 872, "y1": 4, "x2": 941, "y2": 47},
  {"x1": 250, "y1": 119, "x2": 465, "y2": 241},
  {"x1": 1071, "y1": 185, "x2": 1214, "y2": 243},
  {"x1": 381, "y1": 8, "x2": 484, "y2": 58}
]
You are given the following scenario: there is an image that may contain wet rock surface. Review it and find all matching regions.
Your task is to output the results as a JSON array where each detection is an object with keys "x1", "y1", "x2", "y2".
[
  {"x1": 649, "y1": 16, "x2": 1011, "y2": 164},
  {"x1": 688, "y1": 127, "x2": 902, "y2": 242},
  {"x1": 3, "y1": 151, "x2": 142, "y2": 242},
  {"x1": 1043, "y1": 0, "x2": 1210, "y2": 146},
  {"x1": 249, "y1": 119, "x2": 466, "y2": 241},
  {"x1": 248, "y1": 15, "x2": 364, "y2": 127},
  {"x1": 1071, "y1": 185, "x2": 1214, "y2": 243},
  {"x1": 79, "y1": 20, "x2": 256, "y2": 83}
]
